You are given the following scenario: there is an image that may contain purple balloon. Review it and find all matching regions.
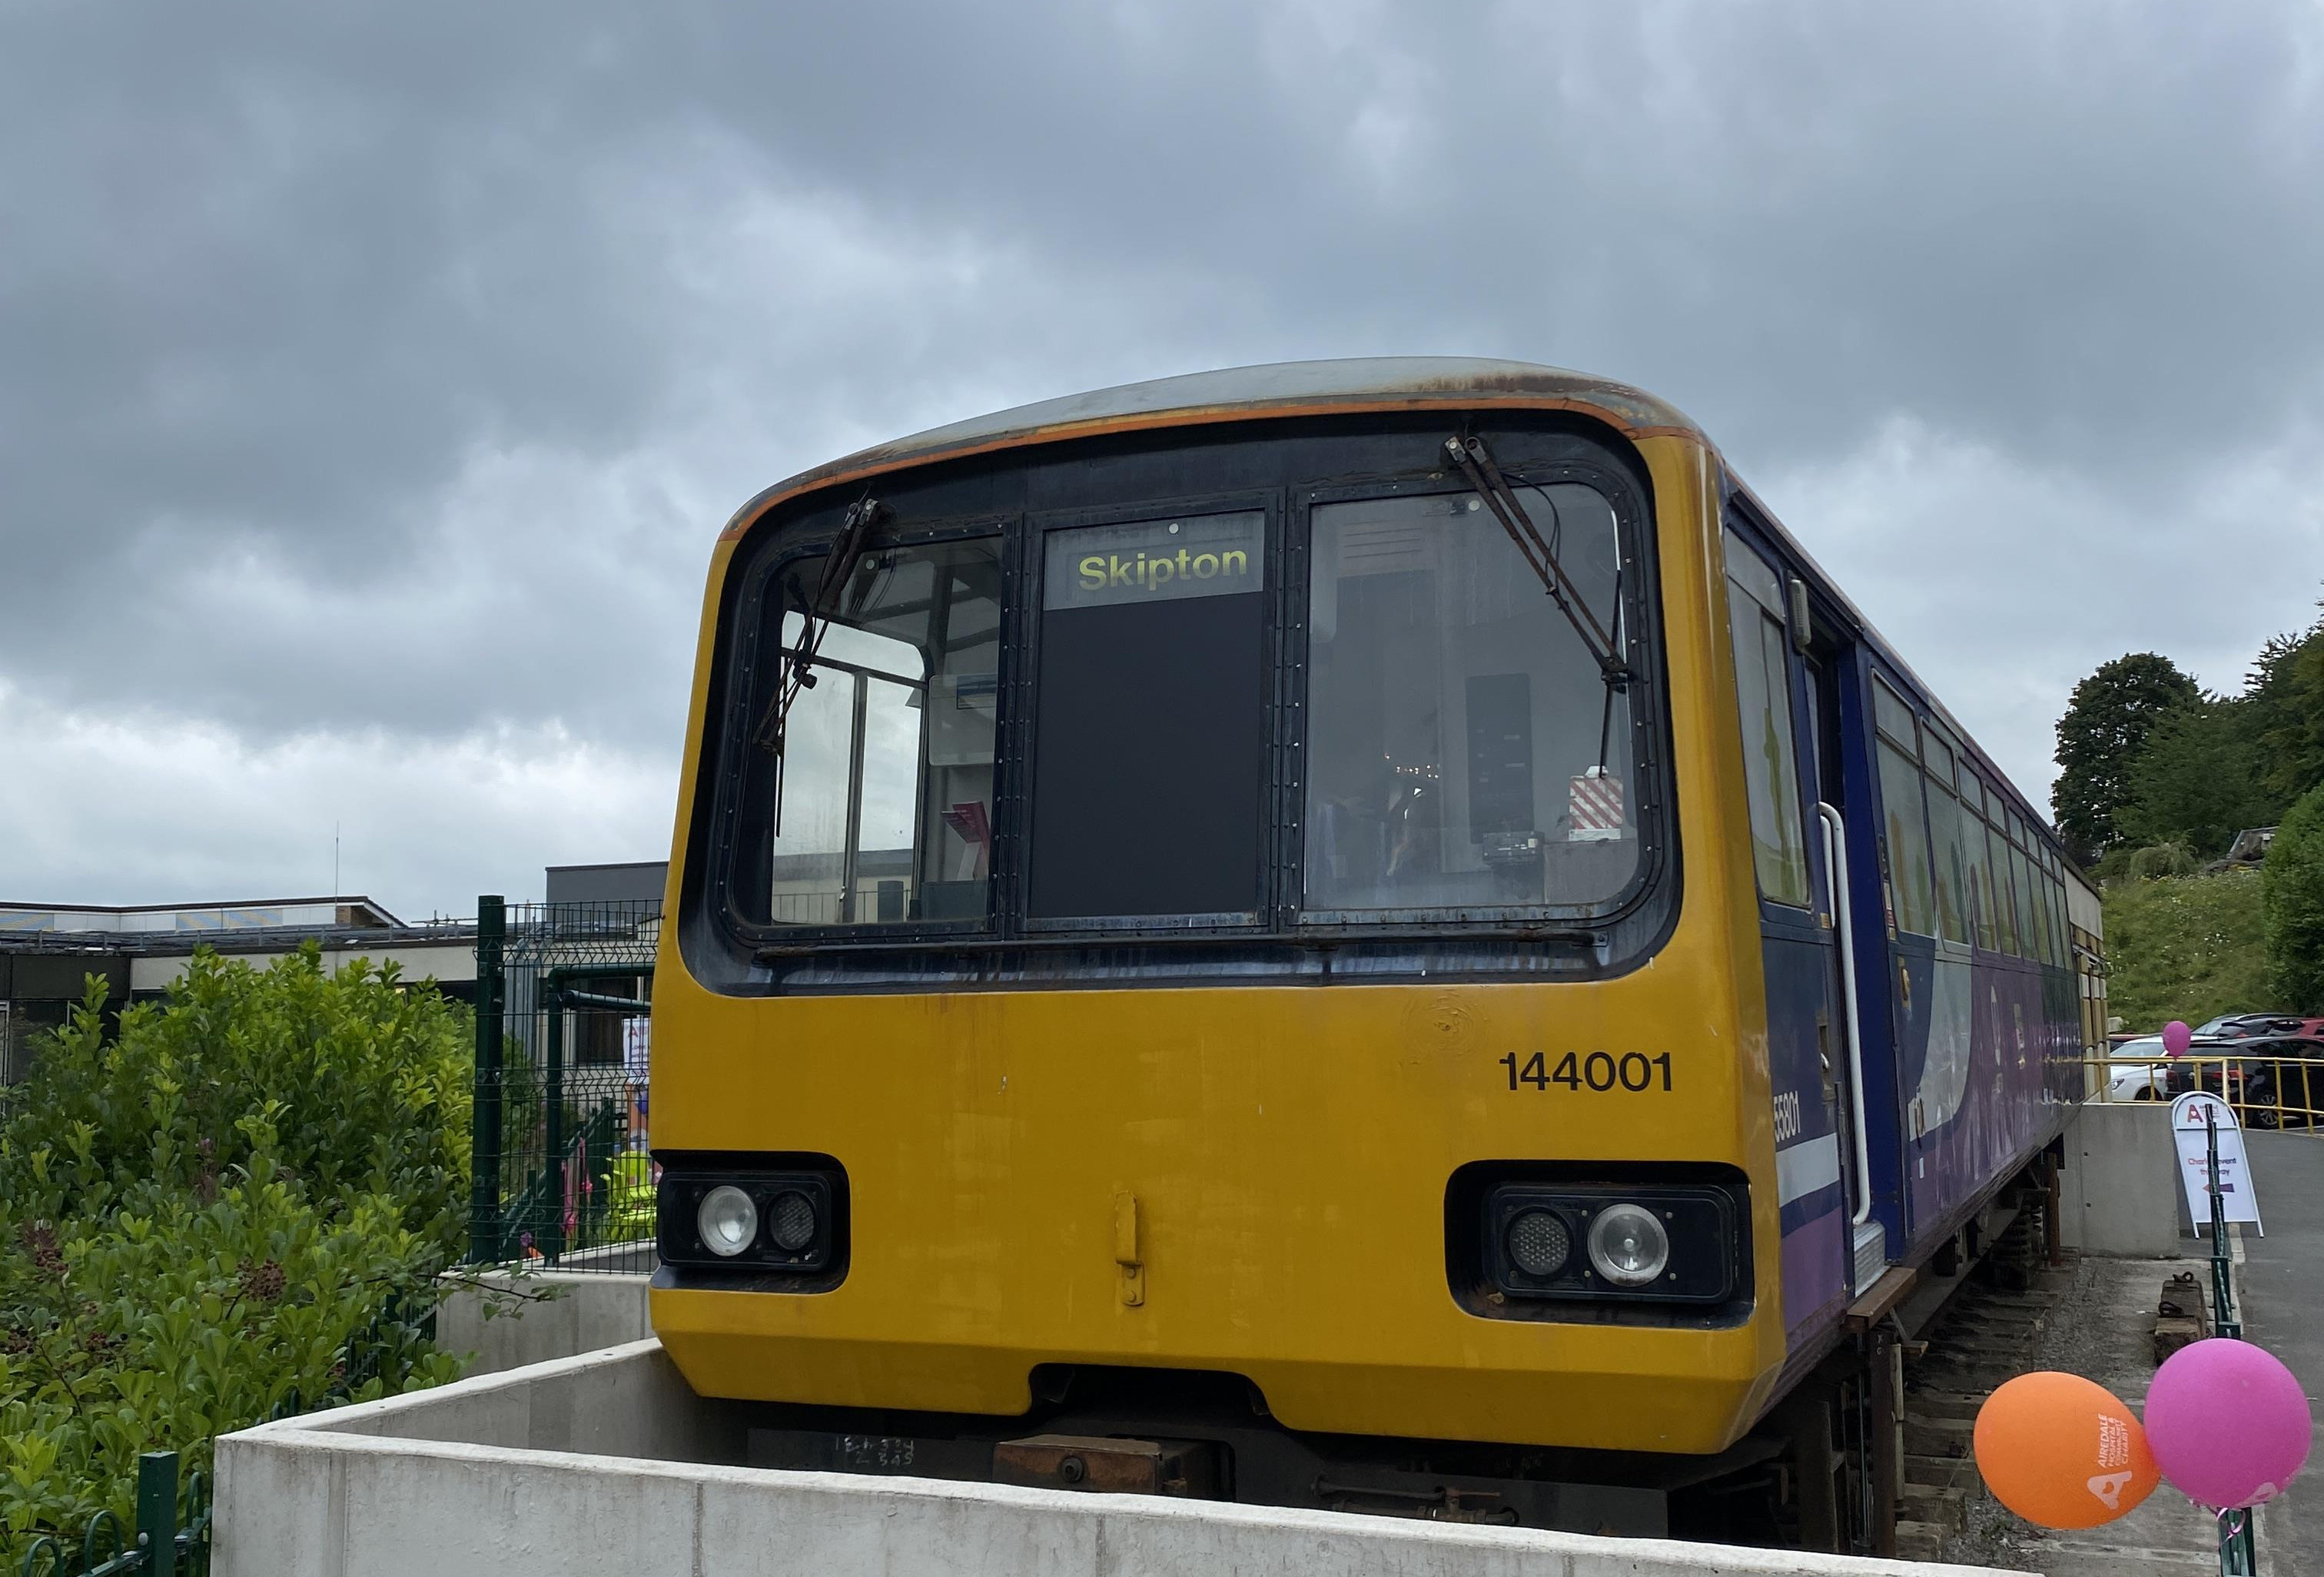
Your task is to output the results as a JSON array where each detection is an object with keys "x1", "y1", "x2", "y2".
[
  {"x1": 2146, "y1": 1340, "x2": 2312, "y2": 1509},
  {"x1": 2162, "y1": 1020, "x2": 2193, "y2": 1057}
]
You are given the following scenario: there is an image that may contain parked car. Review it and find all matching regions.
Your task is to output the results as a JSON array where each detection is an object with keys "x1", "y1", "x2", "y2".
[
  {"x1": 2163, "y1": 1035, "x2": 2324, "y2": 1127},
  {"x1": 2164, "y1": 1042, "x2": 2248, "y2": 1101},
  {"x1": 2100, "y1": 1036, "x2": 2169, "y2": 1101},
  {"x1": 2231, "y1": 1038, "x2": 2324, "y2": 1129},
  {"x1": 2192, "y1": 1013, "x2": 2324, "y2": 1041}
]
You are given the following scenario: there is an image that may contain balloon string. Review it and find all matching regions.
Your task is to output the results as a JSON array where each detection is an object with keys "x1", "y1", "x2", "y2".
[{"x1": 2215, "y1": 1506, "x2": 2247, "y2": 1553}]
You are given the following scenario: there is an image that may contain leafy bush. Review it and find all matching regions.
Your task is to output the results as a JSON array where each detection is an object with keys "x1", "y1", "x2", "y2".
[
  {"x1": 2123, "y1": 841, "x2": 2201, "y2": 881},
  {"x1": 2102, "y1": 866, "x2": 2271, "y2": 1030},
  {"x1": 4, "y1": 947, "x2": 471, "y2": 1247},
  {"x1": 0, "y1": 947, "x2": 475, "y2": 1559},
  {"x1": 2266, "y1": 784, "x2": 2324, "y2": 1014}
]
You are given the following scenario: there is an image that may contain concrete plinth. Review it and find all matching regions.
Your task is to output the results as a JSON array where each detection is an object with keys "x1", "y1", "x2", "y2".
[
  {"x1": 216, "y1": 1340, "x2": 2014, "y2": 1576},
  {"x1": 434, "y1": 1270, "x2": 651, "y2": 1376},
  {"x1": 2060, "y1": 1102, "x2": 2183, "y2": 1257}
]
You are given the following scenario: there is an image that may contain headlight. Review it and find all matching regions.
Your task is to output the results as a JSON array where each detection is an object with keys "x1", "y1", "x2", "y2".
[
  {"x1": 657, "y1": 1162, "x2": 844, "y2": 1277},
  {"x1": 1504, "y1": 1207, "x2": 1572, "y2": 1278},
  {"x1": 698, "y1": 1184, "x2": 759, "y2": 1257},
  {"x1": 1587, "y1": 1203, "x2": 1670, "y2": 1287},
  {"x1": 768, "y1": 1188, "x2": 818, "y2": 1253},
  {"x1": 1473, "y1": 1177, "x2": 1740, "y2": 1309}
]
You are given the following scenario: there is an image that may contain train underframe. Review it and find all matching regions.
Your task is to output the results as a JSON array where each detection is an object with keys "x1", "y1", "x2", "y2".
[{"x1": 735, "y1": 1146, "x2": 2063, "y2": 1557}]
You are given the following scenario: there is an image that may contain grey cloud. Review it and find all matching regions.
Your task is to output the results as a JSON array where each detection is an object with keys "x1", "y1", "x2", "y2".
[{"x1": 3, "y1": 0, "x2": 2322, "y2": 906}]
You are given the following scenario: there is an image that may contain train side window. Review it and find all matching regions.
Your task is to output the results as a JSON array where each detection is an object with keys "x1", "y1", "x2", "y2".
[
  {"x1": 1921, "y1": 736, "x2": 1971, "y2": 945},
  {"x1": 2032, "y1": 862, "x2": 2061, "y2": 967},
  {"x1": 1871, "y1": 677, "x2": 1934, "y2": 936},
  {"x1": 1967, "y1": 798, "x2": 2000, "y2": 951},
  {"x1": 1722, "y1": 530, "x2": 1811, "y2": 908},
  {"x1": 1303, "y1": 485, "x2": 1639, "y2": 913},
  {"x1": 744, "y1": 538, "x2": 1004, "y2": 927},
  {"x1": 2026, "y1": 859, "x2": 2063, "y2": 971},
  {"x1": 1984, "y1": 818, "x2": 2020, "y2": 954},
  {"x1": 1028, "y1": 511, "x2": 1270, "y2": 921}
]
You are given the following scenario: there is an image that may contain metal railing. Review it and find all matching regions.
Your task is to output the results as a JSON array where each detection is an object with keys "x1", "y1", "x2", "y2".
[
  {"x1": 467, "y1": 896, "x2": 658, "y2": 1274},
  {"x1": 17, "y1": 1453, "x2": 209, "y2": 1577},
  {"x1": 2083, "y1": 1052, "x2": 2324, "y2": 1133}
]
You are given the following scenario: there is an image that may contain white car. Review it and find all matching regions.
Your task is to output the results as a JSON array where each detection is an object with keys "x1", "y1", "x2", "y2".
[{"x1": 2101, "y1": 1036, "x2": 2169, "y2": 1101}]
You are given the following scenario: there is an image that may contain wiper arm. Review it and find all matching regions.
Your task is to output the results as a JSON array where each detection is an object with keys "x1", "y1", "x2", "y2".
[
  {"x1": 1443, "y1": 435, "x2": 1630, "y2": 689},
  {"x1": 752, "y1": 495, "x2": 888, "y2": 832}
]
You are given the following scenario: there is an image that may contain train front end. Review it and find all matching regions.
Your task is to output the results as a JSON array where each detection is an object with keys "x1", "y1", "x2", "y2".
[{"x1": 646, "y1": 362, "x2": 1788, "y2": 1530}]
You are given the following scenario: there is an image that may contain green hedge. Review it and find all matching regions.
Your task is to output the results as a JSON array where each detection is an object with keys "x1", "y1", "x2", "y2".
[{"x1": 0, "y1": 946, "x2": 472, "y2": 1559}]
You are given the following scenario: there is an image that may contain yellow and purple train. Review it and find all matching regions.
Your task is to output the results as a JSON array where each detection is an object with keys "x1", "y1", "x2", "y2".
[{"x1": 645, "y1": 360, "x2": 2082, "y2": 1547}]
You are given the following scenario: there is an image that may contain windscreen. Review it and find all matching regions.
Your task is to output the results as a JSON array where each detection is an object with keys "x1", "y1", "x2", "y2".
[
  {"x1": 1302, "y1": 483, "x2": 1638, "y2": 913},
  {"x1": 739, "y1": 537, "x2": 1002, "y2": 926}
]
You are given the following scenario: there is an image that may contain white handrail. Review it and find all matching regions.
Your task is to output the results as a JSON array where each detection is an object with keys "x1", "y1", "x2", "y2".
[{"x1": 1818, "y1": 802, "x2": 1874, "y2": 1228}]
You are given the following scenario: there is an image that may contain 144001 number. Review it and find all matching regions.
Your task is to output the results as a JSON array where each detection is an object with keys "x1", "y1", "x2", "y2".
[{"x1": 1499, "y1": 1051, "x2": 1673, "y2": 1094}]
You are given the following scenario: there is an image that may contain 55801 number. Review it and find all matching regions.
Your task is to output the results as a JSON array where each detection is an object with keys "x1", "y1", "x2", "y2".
[{"x1": 1499, "y1": 1050, "x2": 1673, "y2": 1094}]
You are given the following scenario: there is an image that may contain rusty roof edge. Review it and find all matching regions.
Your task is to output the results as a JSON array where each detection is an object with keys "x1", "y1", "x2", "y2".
[{"x1": 719, "y1": 357, "x2": 1705, "y2": 538}]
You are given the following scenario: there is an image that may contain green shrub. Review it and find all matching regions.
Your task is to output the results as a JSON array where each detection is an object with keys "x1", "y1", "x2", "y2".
[
  {"x1": 2102, "y1": 867, "x2": 2271, "y2": 1029},
  {"x1": 0, "y1": 947, "x2": 475, "y2": 1559},
  {"x1": 2123, "y1": 842, "x2": 2201, "y2": 881},
  {"x1": 2, "y1": 947, "x2": 471, "y2": 1247},
  {"x1": 2266, "y1": 784, "x2": 2324, "y2": 1013}
]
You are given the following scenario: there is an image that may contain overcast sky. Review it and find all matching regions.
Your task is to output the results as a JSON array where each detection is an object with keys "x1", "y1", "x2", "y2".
[{"x1": 4, "y1": 2, "x2": 2320, "y2": 918}]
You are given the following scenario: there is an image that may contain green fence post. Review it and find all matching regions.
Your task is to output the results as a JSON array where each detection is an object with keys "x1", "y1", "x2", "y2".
[
  {"x1": 543, "y1": 980, "x2": 566, "y2": 1263},
  {"x1": 469, "y1": 895, "x2": 506, "y2": 1264},
  {"x1": 135, "y1": 1450, "x2": 178, "y2": 1577}
]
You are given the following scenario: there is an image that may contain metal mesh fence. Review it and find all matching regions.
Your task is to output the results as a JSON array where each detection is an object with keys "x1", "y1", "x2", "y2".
[{"x1": 467, "y1": 897, "x2": 659, "y2": 1273}]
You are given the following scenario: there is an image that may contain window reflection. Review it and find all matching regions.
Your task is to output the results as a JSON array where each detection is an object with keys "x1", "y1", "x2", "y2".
[
  {"x1": 744, "y1": 538, "x2": 1001, "y2": 926},
  {"x1": 1304, "y1": 485, "x2": 1639, "y2": 913}
]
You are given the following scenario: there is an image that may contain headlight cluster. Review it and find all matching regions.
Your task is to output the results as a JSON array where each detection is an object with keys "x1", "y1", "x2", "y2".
[
  {"x1": 658, "y1": 1166, "x2": 840, "y2": 1273},
  {"x1": 1483, "y1": 1183, "x2": 1738, "y2": 1306}
]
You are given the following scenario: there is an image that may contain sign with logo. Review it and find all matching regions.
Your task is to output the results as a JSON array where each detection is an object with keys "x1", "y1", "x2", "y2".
[
  {"x1": 2169, "y1": 1091, "x2": 2262, "y2": 1231},
  {"x1": 1044, "y1": 512, "x2": 1265, "y2": 609}
]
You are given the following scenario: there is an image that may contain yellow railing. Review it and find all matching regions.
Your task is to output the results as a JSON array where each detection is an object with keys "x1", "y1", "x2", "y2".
[{"x1": 2083, "y1": 1051, "x2": 2324, "y2": 1131}]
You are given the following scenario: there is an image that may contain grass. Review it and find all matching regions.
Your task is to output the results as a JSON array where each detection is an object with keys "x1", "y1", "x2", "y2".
[{"x1": 2101, "y1": 866, "x2": 2272, "y2": 1032}]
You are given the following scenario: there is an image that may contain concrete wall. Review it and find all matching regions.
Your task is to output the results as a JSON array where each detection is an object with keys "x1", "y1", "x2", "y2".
[
  {"x1": 217, "y1": 1341, "x2": 2011, "y2": 1577},
  {"x1": 434, "y1": 1272, "x2": 652, "y2": 1378},
  {"x1": 2060, "y1": 1101, "x2": 2183, "y2": 1257}
]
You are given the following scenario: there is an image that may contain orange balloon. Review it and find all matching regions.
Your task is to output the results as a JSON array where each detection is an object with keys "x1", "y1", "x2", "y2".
[{"x1": 1973, "y1": 1371, "x2": 2160, "y2": 1529}]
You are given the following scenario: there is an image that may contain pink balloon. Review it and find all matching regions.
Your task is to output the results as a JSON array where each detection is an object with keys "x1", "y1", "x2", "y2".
[
  {"x1": 2162, "y1": 1021, "x2": 2193, "y2": 1057},
  {"x1": 2146, "y1": 1340, "x2": 2312, "y2": 1509}
]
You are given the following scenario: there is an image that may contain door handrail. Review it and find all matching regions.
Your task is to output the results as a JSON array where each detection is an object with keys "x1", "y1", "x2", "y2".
[{"x1": 1818, "y1": 802, "x2": 1874, "y2": 1228}]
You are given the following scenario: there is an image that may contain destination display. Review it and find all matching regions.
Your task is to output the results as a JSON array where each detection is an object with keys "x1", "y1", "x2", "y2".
[{"x1": 1044, "y1": 512, "x2": 1265, "y2": 609}]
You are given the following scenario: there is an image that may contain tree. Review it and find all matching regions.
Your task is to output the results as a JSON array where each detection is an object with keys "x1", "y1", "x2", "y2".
[
  {"x1": 2267, "y1": 783, "x2": 2324, "y2": 1014},
  {"x1": 2247, "y1": 609, "x2": 2324, "y2": 805},
  {"x1": 2116, "y1": 696, "x2": 2282, "y2": 859},
  {"x1": 2052, "y1": 652, "x2": 2201, "y2": 859}
]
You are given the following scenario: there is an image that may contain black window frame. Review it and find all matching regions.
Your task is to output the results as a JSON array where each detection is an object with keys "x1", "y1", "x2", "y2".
[
  {"x1": 1286, "y1": 460, "x2": 1666, "y2": 932},
  {"x1": 683, "y1": 417, "x2": 1680, "y2": 994},
  {"x1": 1018, "y1": 488, "x2": 1283, "y2": 937},
  {"x1": 702, "y1": 513, "x2": 1019, "y2": 947}
]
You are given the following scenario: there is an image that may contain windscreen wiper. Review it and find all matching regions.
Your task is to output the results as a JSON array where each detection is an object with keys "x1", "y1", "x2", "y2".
[
  {"x1": 752, "y1": 495, "x2": 887, "y2": 831},
  {"x1": 1443, "y1": 434, "x2": 1629, "y2": 689}
]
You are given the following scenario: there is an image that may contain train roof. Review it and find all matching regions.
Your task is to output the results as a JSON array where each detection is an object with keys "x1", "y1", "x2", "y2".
[
  {"x1": 735, "y1": 357, "x2": 2063, "y2": 854},
  {"x1": 758, "y1": 358, "x2": 1708, "y2": 503}
]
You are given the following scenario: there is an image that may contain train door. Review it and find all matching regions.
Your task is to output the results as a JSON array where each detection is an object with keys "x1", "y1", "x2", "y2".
[
  {"x1": 1801, "y1": 650, "x2": 1889, "y2": 1295},
  {"x1": 1722, "y1": 521, "x2": 1861, "y2": 1335}
]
